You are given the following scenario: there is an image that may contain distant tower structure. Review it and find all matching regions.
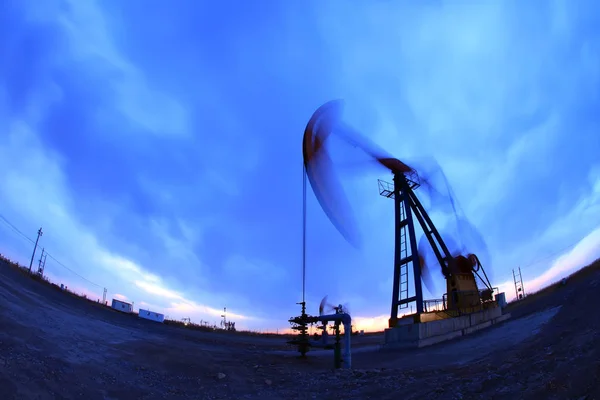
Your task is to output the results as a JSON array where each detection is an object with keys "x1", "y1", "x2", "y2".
[
  {"x1": 102, "y1": 288, "x2": 107, "y2": 304},
  {"x1": 37, "y1": 248, "x2": 47, "y2": 276},
  {"x1": 220, "y1": 307, "x2": 227, "y2": 328},
  {"x1": 513, "y1": 267, "x2": 525, "y2": 300}
]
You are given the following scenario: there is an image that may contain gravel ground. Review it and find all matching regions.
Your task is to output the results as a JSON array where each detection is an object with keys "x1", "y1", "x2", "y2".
[{"x1": 1, "y1": 259, "x2": 599, "y2": 399}]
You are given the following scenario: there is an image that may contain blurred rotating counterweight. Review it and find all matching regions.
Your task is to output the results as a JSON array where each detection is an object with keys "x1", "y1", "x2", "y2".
[{"x1": 301, "y1": 100, "x2": 496, "y2": 328}]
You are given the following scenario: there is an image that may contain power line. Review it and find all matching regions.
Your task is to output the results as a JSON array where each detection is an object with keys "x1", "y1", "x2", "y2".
[
  {"x1": 498, "y1": 233, "x2": 594, "y2": 285},
  {"x1": 44, "y1": 252, "x2": 102, "y2": 288},
  {"x1": 0, "y1": 215, "x2": 35, "y2": 244},
  {"x1": 0, "y1": 214, "x2": 103, "y2": 288},
  {"x1": 520, "y1": 239, "x2": 586, "y2": 271}
]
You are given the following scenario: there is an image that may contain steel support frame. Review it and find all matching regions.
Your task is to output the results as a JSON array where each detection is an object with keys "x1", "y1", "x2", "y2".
[
  {"x1": 405, "y1": 187, "x2": 454, "y2": 277},
  {"x1": 390, "y1": 174, "x2": 424, "y2": 325},
  {"x1": 389, "y1": 173, "x2": 455, "y2": 326}
]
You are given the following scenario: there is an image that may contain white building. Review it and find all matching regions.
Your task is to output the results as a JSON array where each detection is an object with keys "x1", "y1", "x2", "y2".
[
  {"x1": 138, "y1": 309, "x2": 165, "y2": 323},
  {"x1": 111, "y1": 299, "x2": 133, "y2": 313}
]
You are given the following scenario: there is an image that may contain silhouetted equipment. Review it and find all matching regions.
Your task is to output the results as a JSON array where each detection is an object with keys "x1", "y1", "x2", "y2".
[
  {"x1": 37, "y1": 247, "x2": 47, "y2": 276},
  {"x1": 513, "y1": 267, "x2": 525, "y2": 300},
  {"x1": 221, "y1": 307, "x2": 226, "y2": 326},
  {"x1": 220, "y1": 307, "x2": 236, "y2": 331},
  {"x1": 288, "y1": 296, "x2": 351, "y2": 368},
  {"x1": 377, "y1": 158, "x2": 495, "y2": 326},
  {"x1": 296, "y1": 99, "x2": 498, "y2": 334},
  {"x1": 288, "y1": 301, "x2": 311, "y2": 357},
  {"x1": 224, "y1": 321, "x2": 236, "y2": 331}
]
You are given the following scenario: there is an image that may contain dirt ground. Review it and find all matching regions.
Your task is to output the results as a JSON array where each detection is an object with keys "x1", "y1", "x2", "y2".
[{"x1": 1, "y1": 259, "x2": 599, "y2": 400}]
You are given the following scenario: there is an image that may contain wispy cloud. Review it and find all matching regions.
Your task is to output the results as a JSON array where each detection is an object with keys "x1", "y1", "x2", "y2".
[
  {"x1": 113, "y1": 293, "x2": 128, "y2": 302},
  {"x1": 0, "y1": 0, "x2": 598, "y2": 332}
]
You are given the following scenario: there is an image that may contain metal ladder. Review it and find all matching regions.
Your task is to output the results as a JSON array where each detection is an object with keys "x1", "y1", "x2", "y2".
[{"x1": 399, "y1": 201, "x2": 409, "y2": 309}]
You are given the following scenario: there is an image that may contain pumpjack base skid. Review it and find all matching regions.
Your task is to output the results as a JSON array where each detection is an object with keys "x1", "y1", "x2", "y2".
[{"x1": 384, "y1": 303, "x2": 511, "y2": 349}]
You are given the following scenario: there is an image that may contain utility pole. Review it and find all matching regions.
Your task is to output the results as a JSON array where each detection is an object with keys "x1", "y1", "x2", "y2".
[
  {"x1": 29, "y1": 227, "x2": 43, "y2": 273},
  {"x1": 513, "y1": 267, "x2": 525, "y2": 300}
]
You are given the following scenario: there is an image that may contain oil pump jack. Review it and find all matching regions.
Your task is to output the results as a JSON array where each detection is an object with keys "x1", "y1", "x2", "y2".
[
  {"x1": 377, "y1": 173, "x2": 495, "y2": 327},
  {"x1": 290, "y1": 99, "x2": 496, "y2": 352}
]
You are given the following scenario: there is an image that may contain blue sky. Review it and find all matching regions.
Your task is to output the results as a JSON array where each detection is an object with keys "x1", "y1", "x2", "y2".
[{"x1": 0, "y1": 0, "x2": 599, "y2": 331}]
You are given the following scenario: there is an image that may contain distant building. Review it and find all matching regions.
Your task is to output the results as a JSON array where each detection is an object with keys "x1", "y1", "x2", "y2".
[
  {"x1": 111, "y1": 299, "x2": 133, "y2": 313},
  {"x1": 138, "y1": 309, "x2": 165, "y2": 323}
]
